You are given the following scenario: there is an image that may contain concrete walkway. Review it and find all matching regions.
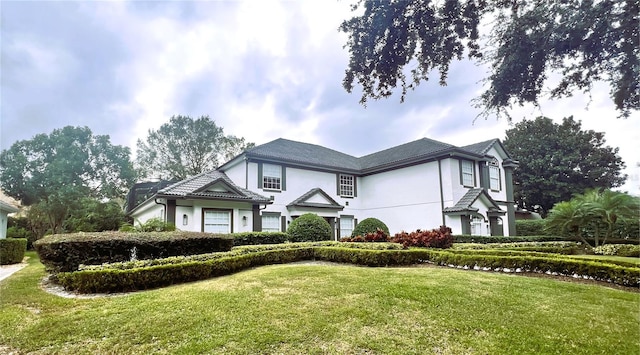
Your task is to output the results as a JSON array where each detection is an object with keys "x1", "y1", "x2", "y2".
[{"x1": 0, "y1": 262, "x2": 26, "y2": 282}]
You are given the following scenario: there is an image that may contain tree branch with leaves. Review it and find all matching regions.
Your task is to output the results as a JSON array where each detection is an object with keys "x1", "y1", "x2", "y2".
[{"x1": 340, "y1": 0, "x2": 639, "y2": 118}]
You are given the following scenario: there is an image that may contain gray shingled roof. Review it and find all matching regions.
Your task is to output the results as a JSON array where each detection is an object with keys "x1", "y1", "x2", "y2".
[
  {"x1": 158, "y1": 171, "x2": 271, "y2": 203},
  {"x1": 246, "y1": 138, "x2": 361, "y2": 171},
  {"x1": 359, "y1": 138, "x2": 456, "y2": 170},
  {"x1": 287, "y1": 188, "x2": 344, "y2": 210},
  {"x1": 240, "y1": 137, "x2": 500, "y2": 174},
  {"x1": 460, "y1": 139, "x2": 499, "y2": 156}
]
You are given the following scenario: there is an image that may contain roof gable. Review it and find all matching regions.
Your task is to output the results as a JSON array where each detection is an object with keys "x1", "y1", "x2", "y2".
[
  {"x1": 155, "y1": 171, "x2": 271, "y2": 203},
  {"x1": 443, "y1": 188, "x2": 504, "y2": 214},
  {"x1": 287, "y1": 188, "x2": 344, "y2": 210}
]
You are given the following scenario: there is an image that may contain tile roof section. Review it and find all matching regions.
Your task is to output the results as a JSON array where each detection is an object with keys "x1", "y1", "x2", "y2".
[
  {"x1": 287, "y1": 188, "x2": 344, "y2": 210},
  {"x1": 443, "y1": 188, "x2": 484, "y2": 213},
  {"x1": 158, "y1": 170, "x2": 271, "y2": 203},
  {"x1": 443, "y1": 188, "x2": 504, "y2": 213}
]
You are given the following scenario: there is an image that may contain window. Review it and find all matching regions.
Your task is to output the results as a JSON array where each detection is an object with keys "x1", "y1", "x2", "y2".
[
  {"x1": 489, "y1": 165, "x2": 501, "y2": 191},
  {"x1": 203, "y1": 210, "x2": 231, "y2": 233},
  {"x1": 461, "y1": 160, "x2": 475, "y2": 187},
  {"x1": 339, "y1": 174, "x2": 354, "y2": 197},
  {"x1": 262, "y1": 213, "x2": 280, "y2": 232},
  {"x1": 263, "y1": 164, "x2": 282, "y2": 190},
  {"x1": 470, "y1": 217, "x2": 484, "y2": 235},
  {"x1": 339, "y1": 216, "x2": 354, "y2": 237}
]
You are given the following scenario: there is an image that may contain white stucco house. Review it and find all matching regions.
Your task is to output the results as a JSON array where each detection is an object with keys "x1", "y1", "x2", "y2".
[{"x1": 127, "y1": 137, "x2": 519, "y2": 238}]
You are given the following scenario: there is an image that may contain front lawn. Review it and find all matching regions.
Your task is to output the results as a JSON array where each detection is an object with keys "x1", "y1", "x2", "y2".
[{"x1": 0, "y1": 252, "x2": 638, "y2": 354}]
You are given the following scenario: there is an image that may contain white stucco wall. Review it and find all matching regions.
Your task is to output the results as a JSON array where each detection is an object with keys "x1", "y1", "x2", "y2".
[
  {"x1": 358, "y1": 162, "x2": 445, "y2": 234},
  {"x1": 244, "y1": 162, "x2": 362, "y2": 229},
  {"x1": 131, "y1": 199, "x2": 255, "y2": 233}
]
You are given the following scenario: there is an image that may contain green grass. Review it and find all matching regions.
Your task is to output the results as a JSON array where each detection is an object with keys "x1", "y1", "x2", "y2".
[{"x1": 1, "y1": 252, "x2": 639, "y2": 354}]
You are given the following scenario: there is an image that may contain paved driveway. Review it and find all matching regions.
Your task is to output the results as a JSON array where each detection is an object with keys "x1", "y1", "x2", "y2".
[{"x1": 0, "y1": 263, "x2": 26, "y2": 282}]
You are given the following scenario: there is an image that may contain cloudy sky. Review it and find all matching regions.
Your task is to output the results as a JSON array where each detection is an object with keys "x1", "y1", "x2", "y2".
[{"x1": 1, "y1": 1, "x2": 638, "y2": 193}]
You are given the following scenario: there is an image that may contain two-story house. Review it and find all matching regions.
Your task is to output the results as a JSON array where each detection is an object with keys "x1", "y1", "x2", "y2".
[{"x1": 127, "y1": 137, "x2": 519, "y2": 237}]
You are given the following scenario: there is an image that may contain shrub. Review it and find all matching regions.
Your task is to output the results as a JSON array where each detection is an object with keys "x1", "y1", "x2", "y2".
[
  {"x1": 135, "y1": 218, "x2": 176, "y2": 232},
  {"x1": 233, "y1": 232, "x2": 288, "y2": 246},
  {"x1": 391, "y1": 226, "x2": 454, "y2": 249},
  {"x1": 593, "y1": 244, "x2": 640, "y2": 257},
  {"x1": 34, "y1": 231, "x2": 233, "y2": 273},
  {"x1": 287, "y1": 213, "x2": 332, "y2": 242},
  {"x1": 340, "y1": 229, "x2": 389, "y2": 243},
  {"x1": 516, "y1": 220, "x2": 549, "y2": 236},
  {"x1": 0, "y1": 238, "x2": 27, "y2": 265},
  {"x1": 352, "y1": 218, "x2": 390, "y2": 237}
]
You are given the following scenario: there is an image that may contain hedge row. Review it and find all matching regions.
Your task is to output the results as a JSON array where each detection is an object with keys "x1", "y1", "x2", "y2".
[
  {"x1": 454, "y1": 235, "x2": 565, "y2": 243},
  {"x1": 58, "y1": 248, "x2": 315, "y2": 293},
  {"x1": 0, "y1": 238, "x2": 27, "y2": 265},
  {"x1": 232, "y1": 232, "x2": 288, "y2": 246},
  {"x1": 34, "y1": 231, "x2": 233, "y2": 273},
  {"x1": 57, "y1": 245, "x2": 640, "y2": 293}
]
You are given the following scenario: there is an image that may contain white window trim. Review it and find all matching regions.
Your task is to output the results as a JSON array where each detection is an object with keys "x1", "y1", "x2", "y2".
[
  {"x1": 263, "y1": 164, "x2": 282, "y2": 191},
  {"x1": 461, "y1": 160, "x2": 475, "y2": 187},
  {"x1": 339, "y1": 215, "x2": 354, "y2": 237},
  {"x1": 489, "y1": 165, "x2": 501, "y2": 191},
  {"x1": 202, "y1": 209, "x2": 232, "y2": 233},
  {"x1": 262, "y1": 212, "x2": 280, "y2": 232},
  {"x1": 339, "y1": 174, "x2": 355, "y2": 197}
]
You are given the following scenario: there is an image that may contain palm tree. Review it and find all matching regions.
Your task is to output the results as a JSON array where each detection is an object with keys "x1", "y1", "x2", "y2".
[
  {"x1": 581, "y1": 190, "x2": 639, "y2": 245},
  {"x1": 547, "y1": 190, "x2": 639, "y2": 247},
  {"x1": 545, "y1": 200, "x2": 593, "y2": 246}
]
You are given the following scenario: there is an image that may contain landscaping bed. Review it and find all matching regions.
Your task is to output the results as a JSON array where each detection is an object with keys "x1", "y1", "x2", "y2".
[{"x1": 54, "y1": 241, "x2": 640, "y2": 293}]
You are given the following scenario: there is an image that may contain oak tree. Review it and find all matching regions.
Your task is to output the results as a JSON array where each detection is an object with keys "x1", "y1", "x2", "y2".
[
  {"x1": 503, "y1": 116, "x2": 626, "y2": 215},
  {"x1": 135, "y1": 115, "x2": 254, "y2": 180},
  {"x1": 0, "y1": 126, "x2": 136, "y2": 234},
  {"x1": 340, "y1": 0, "x2": 639, "y2": 118}
]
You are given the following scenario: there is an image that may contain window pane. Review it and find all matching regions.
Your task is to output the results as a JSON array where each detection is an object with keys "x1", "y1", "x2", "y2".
[
  {"x1": 263, "y1": 164, "x2": 281, "y2": 190},
  {"x1": 489, "y1": 166, "x2": 500, "y2": 190},
  {"x1": 204, "y1": 211, "x2": 230, "y2": 233},
  {"x1": 262, "y1": 214, "x2": 280, "y2": 232},
  {"x1": 340, "y1": 216, "x2": 353, "y2": 237},
  {"x1": 339, "y1": 174, "x2": 354, "y2": 197},
  {"x1": 462, "y1": 160, "x2": 474, "y2": 186}
]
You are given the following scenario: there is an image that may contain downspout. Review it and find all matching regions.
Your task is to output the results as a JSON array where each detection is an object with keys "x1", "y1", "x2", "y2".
[
  {"x1": 244, "y1": 156, "x2": 249, "y2": 189},
  {"x1": 155, "y1": 198, "x2": 167, "y2": 222},
  {"x1": 438, "y1": 159, "x2": 446, "y2": 226}
]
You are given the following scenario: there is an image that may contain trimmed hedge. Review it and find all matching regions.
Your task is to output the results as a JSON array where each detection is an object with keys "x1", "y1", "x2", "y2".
[
  {"x1": 232, "y1": 232, "x2": 288, "y2": 246},
  {"x1": 58, "y1": 248, "x2": 315, "y2": 293},
  {"x1": 454, "y1": 235, "x2": 565, "y2": 243},
  {"x1": 516, "y1": 220, "x2": 548, "y2": 236},
  {"x1": 352, "y1": 218, "x2": 389, "y2": 237},
  {"x1": 34, "y1": 231, "x2": 233, "y2": 273},
  {"x1": 287, "y1": 213, "x2": 332, "y2": 242},
  {"x1": 56, "y1": 243, "x2": 640, "y2": 293},
  {"x1": 0, "y1": 238, "x2": 27, "y2": 265}
]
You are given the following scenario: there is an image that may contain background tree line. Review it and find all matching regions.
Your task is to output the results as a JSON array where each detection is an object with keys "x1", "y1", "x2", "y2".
[{"x1": 1, "y1": 115, "x2": 253, "y2": 246}]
